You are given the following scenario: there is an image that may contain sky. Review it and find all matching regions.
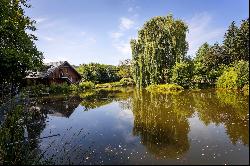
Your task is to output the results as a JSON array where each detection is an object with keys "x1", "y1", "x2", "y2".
[{"x1": 25, "y1": 0, "x2": 249, "y2": 66}]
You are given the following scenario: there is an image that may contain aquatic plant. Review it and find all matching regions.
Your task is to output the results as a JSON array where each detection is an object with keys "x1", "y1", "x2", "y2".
[{"x1": 146, "y1": 84, "x2": 184, "y2": 94}]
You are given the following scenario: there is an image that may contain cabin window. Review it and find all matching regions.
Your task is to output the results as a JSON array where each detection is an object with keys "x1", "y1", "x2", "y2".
[{"x1": 64, "y1": 68, "x2": 68, "y2": 74}]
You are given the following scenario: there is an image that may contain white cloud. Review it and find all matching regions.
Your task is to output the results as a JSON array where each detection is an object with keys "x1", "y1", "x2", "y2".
[
  {"x1": 35, "y1": 17, "x2": 47, "y2": 23},
  {"x1": 43, "y1": 58, "x2": 54, "y2": 63},
  {"x1": 110, "y1": 32, "x2": 124, "y2": 39},
  {"x1": 43, "y1": 36, "x2": 54, "y2": 41},
  {"x1": 87, "y1": 37, "x2": 97, "y2": 44},
  {"x1": 114, "y1": 41, "x2": 131, "y2": 55},
  {"x1": 187, "y1": 12, "x2": 225, "y2": 56},
  {"x1": 119, "y1": 17, "x2": 135, "y2": 30}
]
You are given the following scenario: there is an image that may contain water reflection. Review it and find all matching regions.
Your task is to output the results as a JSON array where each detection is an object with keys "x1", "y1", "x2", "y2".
[
  {"x1": 193, "y1": 90, "x2": 249, "y2": 145},
  {"x1": 131, "y1": 90, "x2": 193, "y2": 158},
  {"x1": 0, "y1": 96, "x2": 81, "y2": 164},
  {"x1": 35, "y1": 96, "x2": 81, "y2": 118},
  {"x1": 80, "y1": 88, "x2": 134, "y2": 111},
  {"x1": 0, "y1": 88, "x2": 248, "y2": 164}
]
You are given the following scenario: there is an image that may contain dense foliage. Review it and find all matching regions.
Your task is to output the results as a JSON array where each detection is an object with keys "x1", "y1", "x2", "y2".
[
  {"x1": 216, "y1": 61, "x2": 249, "y2": 89},
  {"x1": 0, "y1": 0, "x2": 43, "y2": 90},
  {"x1": 130, "y1": 15, "x2": 248, "y2": 91},
  {"x1": 171, "y1": 59, "x2": 193, "y2": 88},
  {"x1": 130, "y1": 14, "x2": 188, "y2": 88},
  {"x1": 76, "y1": 63, "x2": 120, "y2": 83},
  {"x1": 192, "y1": 19, "x2": 249, "y2": 89},
  {"x1": 117, "y1": 59, "x2": 132, "y2": 79}
]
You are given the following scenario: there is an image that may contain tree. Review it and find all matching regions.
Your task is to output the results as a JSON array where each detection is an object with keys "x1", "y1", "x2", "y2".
[
  {"x1": 171, "y1": 60, "x2": 193, "y2": 88},
  {"x1": 223, "y1": 19, "x2": 249, "y2": 63},
  {"x1": 0, "y1": 0, "x2": 43, "y2": 92},
  {"x1": 76, "y1": 63, "x2": 120, "y2": 83},
  {"x1": 237, "y1": 19, "x2": 249, "y2": 61},
  {"x1": 216, "y1": 60, "x2": 249, "y2": 89},
  {"x1": 130, "y1": 14, "x2": 188, "y2": 87},
  {"x1": 223, "y1": 21, "x2": 239, "y2": 64},
  {"x1": 193, "y1": 43, "x2": 210, "y2": 85},
  {"x1": 117, "y1": 59, "x2": 132, "y2": 79}
]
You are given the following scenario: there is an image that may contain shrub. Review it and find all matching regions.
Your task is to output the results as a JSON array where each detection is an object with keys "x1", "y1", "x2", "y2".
[
  {"x1": 69, "y1": 84, "x2": 80, "y2": 92},
  {"x1": 171, "y1": 61, "x2": 193, "y2": 88},
  {"x1": 242, "y1": 84, "x2": 249, "y2": 95},
  {"x1": 119, "y1": 78, "x2": 135, "y2": 86},
  {"x1": 79, "y1": 91, "x2": 97, "y2": 99},
  {"x1": 79, "y1": 81, "x2": 95, "y2": 91},
  {"x1": 95, "y1": 82, "x2": 123, "y2": 89},
  {"x1": 146, "y1": 84, "x2": 184, "y2": 94},
  {"x1": 24, "y1": 84, "x2": 48, "y2": 96},
  {"x1": 49, "y1": 83, "x2": 70, "y2": 94},
  {"x1": 216, "y1": 60, "x2": 249, "y2": 89}
]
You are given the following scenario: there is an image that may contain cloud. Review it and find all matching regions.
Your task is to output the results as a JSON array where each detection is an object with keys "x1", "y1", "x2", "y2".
[
  {"x1": 110, "y1": 32, "x2": 124, "y2": 39},
  {"x1": 110, "y1": 16, "x2": 136, "y2": 56},
  {"x1": 119, "y1": 17, "x2": 135, "y2": 30},
  {"x1": 187, "y1": 12, "x2": 225, "y2": 56},
  {"x1": 43, "y1": 36, "x2": 54, "y2": 41},
  {"x1": 114, "y1": 41, "x2": 131, "y2": 55},
  {"x1": 87, "y1": 37, "x2": 97, "y2": 44},
  {"x1": 35, "y1": 17, "x2": 47, "y2": 23}
]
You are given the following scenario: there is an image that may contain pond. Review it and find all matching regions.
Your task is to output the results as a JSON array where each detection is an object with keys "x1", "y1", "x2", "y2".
[{"x1": 0, "y1": 88, "x2": 249, "y2": 165}]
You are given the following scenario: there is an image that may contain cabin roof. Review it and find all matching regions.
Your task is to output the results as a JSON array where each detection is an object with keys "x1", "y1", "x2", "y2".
[{"x1": 26, "y1": 61, "x2": 81, "y2": 79}]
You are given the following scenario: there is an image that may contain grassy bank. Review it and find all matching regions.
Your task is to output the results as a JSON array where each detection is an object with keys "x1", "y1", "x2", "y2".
[{"x1": 146, "y1": 84, "x2": 184, "y2": 94}]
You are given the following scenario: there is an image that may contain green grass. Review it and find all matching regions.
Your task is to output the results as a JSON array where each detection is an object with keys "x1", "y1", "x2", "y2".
[
  {"x1": 95, "y1": 78, "x2": 135, "y2": 89},
  {"x1": 146, "y1": 84, "x2": 184, "y2": 94}
]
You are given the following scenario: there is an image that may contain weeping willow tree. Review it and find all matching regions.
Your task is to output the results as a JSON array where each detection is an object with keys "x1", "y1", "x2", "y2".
[{"x1": 130, "y1": 14, "x2": 188, "y2": 88}]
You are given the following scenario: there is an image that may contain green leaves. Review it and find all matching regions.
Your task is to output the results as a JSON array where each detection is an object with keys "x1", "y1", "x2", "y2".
[
  {"x1": 171, "y1": 61, "x2": 193, "y2": 88},
  {"x1": 216, "y1": 60, "x2": 249, "y2": 89},
  {"x1": 76, "y1": 63, "x2": 120, "y2": 84},
  {"x1": 130, "y1": 14, "x2": 188, "y2": 88},
  {"x1": 223, "y1": 19, "x2": 249, "y2": 63},
  {"x1": 0, "y1": 0, "x2": 43, "y2": 88}
]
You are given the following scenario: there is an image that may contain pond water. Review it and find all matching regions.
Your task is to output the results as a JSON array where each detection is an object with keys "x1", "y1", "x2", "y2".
[{"x1": 0, "y1": 88, "x2": 249, "y2": 165}]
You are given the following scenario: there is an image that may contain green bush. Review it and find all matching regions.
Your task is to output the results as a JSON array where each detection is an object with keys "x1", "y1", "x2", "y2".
[
  {"x1": 146, "y1": 84, "x2": 184, "y2": 94},
  {"x1": 79, "y1": 81, "x2": 95, "y2": 91},
  {"x1": 49, "y1": 83, "x2": 70, "y2": 94},
  {"x1": 69, "y1": 84, "x2": 80, "y2": 92},
  {"x1": 171, "y1": 61, "x2": 193, "y2": 88},
  {"x1": 24, "y1": 84, "x2": 48, "y2": 96},
  {"x1": 119, "y1": 78, "x2": 135, "y2": 86},
  {"x1": 216, "y1": 60, "x2": 249, "y2": 89},
  {"x1": 242, "y1": 84, "x2": 249, "y2": 95},
  {"x1": 95, "y1": 82, "x2": 122, "y2": 89}
]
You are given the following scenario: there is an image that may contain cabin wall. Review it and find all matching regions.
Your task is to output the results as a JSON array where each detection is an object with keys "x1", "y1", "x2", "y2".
[
  {"x1": 48, "y1": 65, "x2": 81, "y2": 84},
  {"x1": 25, "y1": 62, "x2": 81, "y2": 86}
]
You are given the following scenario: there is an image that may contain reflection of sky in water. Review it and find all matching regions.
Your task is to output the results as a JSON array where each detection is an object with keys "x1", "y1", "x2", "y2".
[{"x1": 1, "y1": 89, "x2": 248, "y2": 165}]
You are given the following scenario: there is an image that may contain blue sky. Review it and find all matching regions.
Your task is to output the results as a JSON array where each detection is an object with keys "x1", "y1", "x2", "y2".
[{"x1": 25, "y1": 0, "x2": 249, "y2": 65}]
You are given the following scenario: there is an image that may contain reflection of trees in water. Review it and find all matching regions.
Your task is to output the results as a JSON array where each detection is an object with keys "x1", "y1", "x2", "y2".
[
  {"x1": 1, "y1": 89, "x2": 248, "y2": 164},
  {"x1": 192, "y1": 90, "x2": 249, "y2": 145},
  {"x1": 131, "y1": 90, "x2": 194, "y2": 159},
  {"x1": 0, "y1": 103, "x2": 47, "y2": 164},
  {"x1": 79, "y1": 88, "x2": 133, "y2": 111},
  {"x1": 36, "y1": 96, "x2": 81, "y2": 117},
  {"x1": 130, "y1": 89, "x2": 249, "y2": 158},
  {"x1": 0, "y1": 95, "x2": 82, "y2": 164}
]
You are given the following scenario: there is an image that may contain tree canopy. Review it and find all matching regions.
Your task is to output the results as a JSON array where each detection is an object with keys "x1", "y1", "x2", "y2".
[
  {"x1": 0, "y1": 0, "x2": 43, "y2": 89},
  {"x1": 130, "y1": 14, "x2": 189, "y2": 88}
]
